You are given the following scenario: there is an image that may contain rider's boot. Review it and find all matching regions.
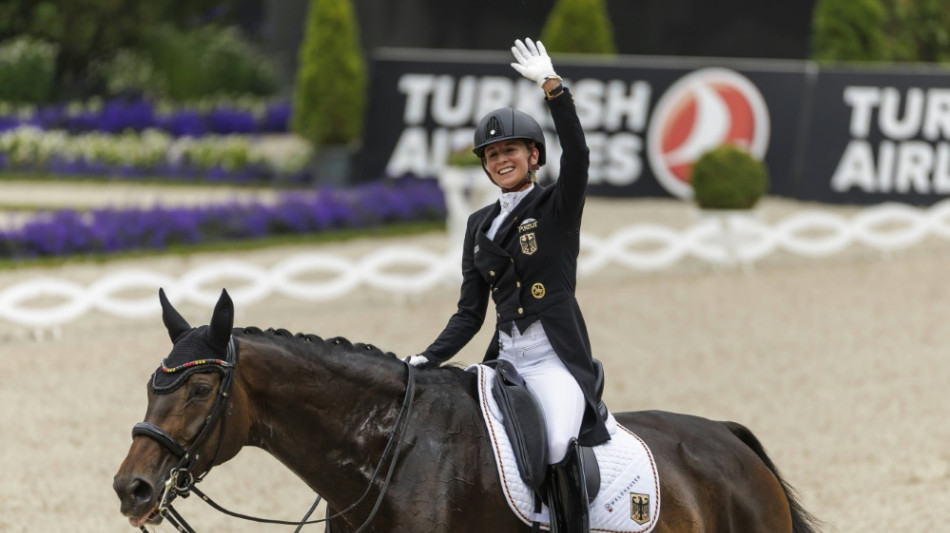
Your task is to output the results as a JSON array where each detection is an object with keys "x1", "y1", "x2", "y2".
[{"x1": 545, "y1": 438, "x2": 589, "y2": 533}]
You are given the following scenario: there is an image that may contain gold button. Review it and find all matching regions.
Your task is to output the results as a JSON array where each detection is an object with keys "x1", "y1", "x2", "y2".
[
  {"x1": 518, "y1": 307, "x2": 524, "y2": 314},
  {"x1": 489, "y1": 270, "x2": 495, "y2": 277},
  {"x1": 516, "y1": 281, "x2": 521, "y2": 288},
  {"x1": 510, "y1": 258, "x2": 514, "y2": 264},
  {"x1": 531, "y1": 283, "x2": 546, "y2": 299}
]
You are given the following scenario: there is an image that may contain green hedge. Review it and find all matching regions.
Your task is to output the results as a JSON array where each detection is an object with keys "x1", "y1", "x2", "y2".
[
  {"x1": 812, "y1": 0, "x2": 950, "y2": 63},
  {"x1": 0, "y1": 1, "x2": 260, "y2": 100},
  {"x1": 887, "y1": 0, "x2": 950, "y2": 63},
  {"x1": 540, "y1": 0, "x2": 616, "y2": 55},
  {"x1": 0, "y1": 36, "x2": 57, "y2": 103},
  {"x1": 811, "y1": 0, "x2": 889, "y2": 62},
  {"x1": 143, "y1": 25, "x2": 279, "y2": 100}
]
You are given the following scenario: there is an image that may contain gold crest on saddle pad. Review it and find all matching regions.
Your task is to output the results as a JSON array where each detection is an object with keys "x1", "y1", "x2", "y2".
[
  {"x1": 630, "y1": 493, "x2": 650, "y2": 524},
  {"x1": 519, "y1": 233, "x2": 537, "y2": 255}
]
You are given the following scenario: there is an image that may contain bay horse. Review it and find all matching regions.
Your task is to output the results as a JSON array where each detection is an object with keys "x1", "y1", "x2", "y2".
[{"x1": 114, "y1": 289, "x2": 821, "y2": 532}]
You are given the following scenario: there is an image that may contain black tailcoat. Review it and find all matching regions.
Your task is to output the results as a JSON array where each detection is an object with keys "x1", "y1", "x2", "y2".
[{"x1": 422, "y1": 88, "x2": 609, "y2": 446}]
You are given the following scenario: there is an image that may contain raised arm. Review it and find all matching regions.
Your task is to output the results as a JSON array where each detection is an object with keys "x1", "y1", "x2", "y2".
[{"x1": 511, "y1": 38, "x2": 590, "y2": 217}]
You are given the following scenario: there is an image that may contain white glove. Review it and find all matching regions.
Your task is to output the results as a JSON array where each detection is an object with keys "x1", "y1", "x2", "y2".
[
  {"x1": 406, "y1": 354, "x2": 430, "y2": 367},
  {"x1": 510, "y1": 38, "x2": 561, "y2": 87}
]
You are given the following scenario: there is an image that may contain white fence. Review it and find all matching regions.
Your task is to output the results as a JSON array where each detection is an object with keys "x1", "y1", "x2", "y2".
[
  {"x1": 4, "y1": 198, "x2": 950, "y2": 331},
  {"x1": 580, "y1": 200, "x2": 950, "y2": 273}
]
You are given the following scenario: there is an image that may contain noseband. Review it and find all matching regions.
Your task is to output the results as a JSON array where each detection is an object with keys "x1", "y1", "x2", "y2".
[{"x1": 130, "y1": 338, "x2": 418, "y2": 533}]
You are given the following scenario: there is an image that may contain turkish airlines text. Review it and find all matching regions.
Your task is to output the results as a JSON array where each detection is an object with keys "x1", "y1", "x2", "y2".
[{"x1": 385, "y1": 74, "x2": 650, "y2": 186}]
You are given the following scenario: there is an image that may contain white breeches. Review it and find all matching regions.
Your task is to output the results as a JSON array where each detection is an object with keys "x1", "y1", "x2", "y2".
[{"x1": 498, "y1": 321, "x2": 585, "y2": 464}]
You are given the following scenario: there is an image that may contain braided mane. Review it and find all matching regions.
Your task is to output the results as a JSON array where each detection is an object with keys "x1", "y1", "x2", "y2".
[
  {"x1": 234, "y1": 326, "x2": 399, "y2": 360},
  {"x1": 230, "y1": 326, "x2": 476, "y2": 397}
]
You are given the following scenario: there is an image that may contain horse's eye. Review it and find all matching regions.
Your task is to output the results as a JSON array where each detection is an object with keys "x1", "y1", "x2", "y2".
[{"x1": 191, "y1": 383, "x2": 213, "y2": 400}]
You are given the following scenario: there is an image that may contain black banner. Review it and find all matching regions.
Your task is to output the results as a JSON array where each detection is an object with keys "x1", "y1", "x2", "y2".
[
  {"x1": 800, "y1": 66, "x2": 950, "y2": 205},
  {"x1": 360, "y1": 48, "x2": 950, "y2": 205}
]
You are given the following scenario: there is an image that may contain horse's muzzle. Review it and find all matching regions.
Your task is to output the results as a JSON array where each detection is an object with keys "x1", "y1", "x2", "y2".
[{"x1": 113, "y1": 474, "x2": 160, "y2": 527}]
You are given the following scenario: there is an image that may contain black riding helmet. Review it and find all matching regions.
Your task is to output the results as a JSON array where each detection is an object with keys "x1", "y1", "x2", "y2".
[{"x1": 473, "y1": 108, "x2": 546, "y2": 166}]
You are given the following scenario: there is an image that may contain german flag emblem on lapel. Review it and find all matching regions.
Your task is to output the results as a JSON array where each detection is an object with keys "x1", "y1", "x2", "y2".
[{"x1": 519, "y1": 233, "x2": 538, "y2": 255}]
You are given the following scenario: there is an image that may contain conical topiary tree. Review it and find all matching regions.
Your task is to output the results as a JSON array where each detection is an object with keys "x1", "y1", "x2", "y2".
[
  {"x1": 292, "y1": 0, "x2": 366, "y2": 148},
  {"x1": 540, "y1": 0, "x2": 616, "y2": 55}
]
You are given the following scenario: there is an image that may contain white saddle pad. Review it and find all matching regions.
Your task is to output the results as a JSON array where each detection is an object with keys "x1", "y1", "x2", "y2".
[{"x1": 470, "y1": 364, "x2": 660, "y2": 532}]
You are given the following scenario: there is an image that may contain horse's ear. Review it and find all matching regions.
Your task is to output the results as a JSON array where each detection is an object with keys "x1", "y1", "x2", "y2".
[
  {"x1": 159, "y1": 288, "x2": 191, "y2": 343},
  {"x1": 208, "y1": 289, "x2": 234, "y2": 349}
]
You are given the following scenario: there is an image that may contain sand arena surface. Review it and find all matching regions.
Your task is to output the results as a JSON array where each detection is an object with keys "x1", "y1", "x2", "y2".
[{"x1": 1, "y1": 197, "x2": 948, "y2": 531}]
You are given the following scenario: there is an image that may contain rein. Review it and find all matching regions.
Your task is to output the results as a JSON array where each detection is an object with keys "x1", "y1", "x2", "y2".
[{"x1": 131, "y1": 339, "x2": 418, "y2": 532}]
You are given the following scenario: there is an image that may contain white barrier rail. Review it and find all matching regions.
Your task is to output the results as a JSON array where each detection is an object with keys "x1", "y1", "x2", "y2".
[
  {"x1": 3, "y1": 200, "x2": 950, "y2": 330},
  {"x1": 579, "y1": 200, "x2": 950, "y2": 273}
]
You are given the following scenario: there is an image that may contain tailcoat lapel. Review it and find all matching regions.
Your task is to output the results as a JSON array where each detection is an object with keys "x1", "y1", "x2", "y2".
[{"x1": 475, "y1": 201, "x2": 506, "y2": 256}]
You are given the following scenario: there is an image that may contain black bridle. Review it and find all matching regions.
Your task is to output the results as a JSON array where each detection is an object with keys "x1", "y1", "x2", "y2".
[
  {"x1": 130, "y1": 337, "x2": 418, "y2": 532},
  {"x1": 131, "y1": 336, "x2": 239, "y2": 532}
]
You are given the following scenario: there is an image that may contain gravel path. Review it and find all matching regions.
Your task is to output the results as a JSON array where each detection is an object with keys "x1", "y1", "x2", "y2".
[
  {"x1": 0, "y1": 179, "x2": 280, "y2": 209},
  {"x1": 0, "y1": 179, "x2": 284, "y2": 231}
]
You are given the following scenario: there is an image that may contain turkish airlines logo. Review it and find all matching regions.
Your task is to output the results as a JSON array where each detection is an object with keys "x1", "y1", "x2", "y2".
[{"x1": 647, "y1": 68, "x2": 771, "y2": 198}]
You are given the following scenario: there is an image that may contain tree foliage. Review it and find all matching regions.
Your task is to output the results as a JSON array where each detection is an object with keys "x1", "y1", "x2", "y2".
[
  {"x1": 540, "y1": 0, "x2": 616, "y2": 55},
  {"x1": 0, "y1": 0, "x2": 241, "y2": 97},
  {"x1": 811, "y1": 0, "x2": 890, "y2": 62},
  {"x1": 143, "y1": 25, "x2": 278, "y2": 100},
  {"x1": 291, "y1": 0, "x2": 367, "y2": 147},
  {"x1": 812, "y1": 0, "x2": 950, "y2": 63},
  {"x1": 886, "y1": 0, "x2": 950, "y2": 63},
  {"x1": 0, "y1": 36, "x2": 58, "y2": 103}
]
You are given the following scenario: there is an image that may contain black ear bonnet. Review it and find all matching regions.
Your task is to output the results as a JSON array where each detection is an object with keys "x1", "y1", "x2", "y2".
[
  {"x1": 152, "y1": 288, "x2": 236, "y2": 393},
  {"x1": 151, "y1": 326, "x2": 236, "y2": 393}
]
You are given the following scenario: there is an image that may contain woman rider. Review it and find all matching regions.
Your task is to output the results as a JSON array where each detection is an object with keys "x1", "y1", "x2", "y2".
[{"x1": 410, "y1": 38, "x2": 608, "y2": 533}]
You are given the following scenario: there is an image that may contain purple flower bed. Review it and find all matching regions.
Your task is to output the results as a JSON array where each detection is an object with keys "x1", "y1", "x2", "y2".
[
  {"x1": 0, "y1": 177, "x2": 446, "y2": 260},
  {"x1": 0, "y1": 99, "x2": 291, "y2": 136}
]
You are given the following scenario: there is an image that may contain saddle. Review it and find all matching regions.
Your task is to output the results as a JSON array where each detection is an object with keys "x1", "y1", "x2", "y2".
[{"x1": 485, "y1": 359, "x2": 604, "y2": 502}]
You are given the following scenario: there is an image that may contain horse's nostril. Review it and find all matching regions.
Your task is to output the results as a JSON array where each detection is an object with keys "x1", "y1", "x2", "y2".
[{"x1": 130, "y1": 478, "x2": 153, "y2": 504}]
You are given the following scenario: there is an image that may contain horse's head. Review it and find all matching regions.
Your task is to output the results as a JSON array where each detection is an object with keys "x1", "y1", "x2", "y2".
[{"x1": 113, "y1": 288, "x2": 249, "y2": 528}]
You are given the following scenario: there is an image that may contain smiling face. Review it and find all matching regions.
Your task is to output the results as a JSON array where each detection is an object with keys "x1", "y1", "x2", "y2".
[{"x1": 482, "y1": 139, "x2": 539, "y2": 190}]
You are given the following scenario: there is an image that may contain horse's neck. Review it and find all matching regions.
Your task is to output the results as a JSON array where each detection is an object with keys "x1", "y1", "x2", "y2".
[{"x1": 238, "y1": 340, "x2": 409, "y2": 499}]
